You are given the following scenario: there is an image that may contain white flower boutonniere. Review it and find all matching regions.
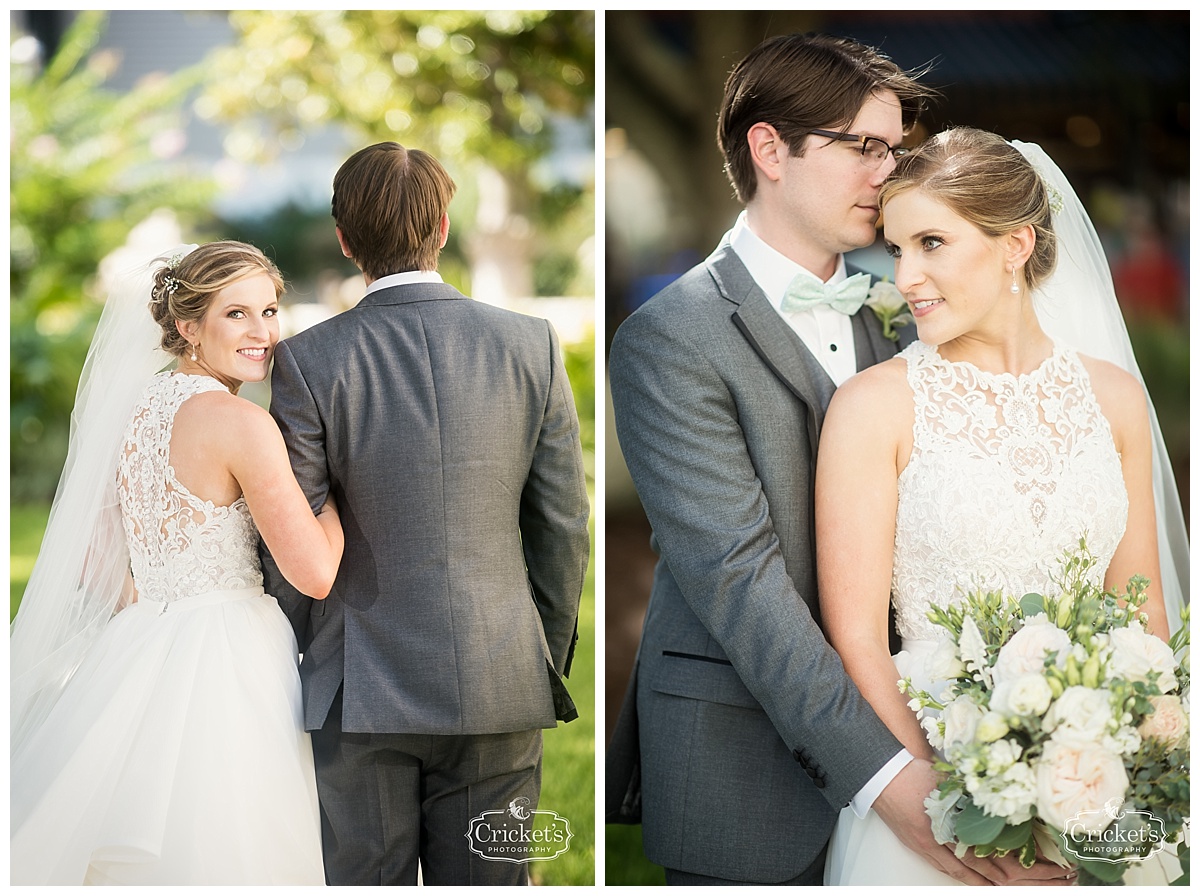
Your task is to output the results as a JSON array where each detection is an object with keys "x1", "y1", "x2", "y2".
[{"x1": 864, "y1": 279, "x2": 913, "y2": 342}]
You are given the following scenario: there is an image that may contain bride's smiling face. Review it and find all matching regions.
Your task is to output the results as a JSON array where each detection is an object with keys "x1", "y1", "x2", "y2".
[
  {"x1": 177, "y1": 272, "x2": 280, "y2": 388},
  {"x1": 882, "y1": 188, "x2": 1012, "y2": 345}
]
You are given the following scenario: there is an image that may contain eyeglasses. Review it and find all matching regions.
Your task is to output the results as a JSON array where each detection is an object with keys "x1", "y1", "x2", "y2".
[{"x1": 805, "y1": 129, "x2": 909, "y2": 169}]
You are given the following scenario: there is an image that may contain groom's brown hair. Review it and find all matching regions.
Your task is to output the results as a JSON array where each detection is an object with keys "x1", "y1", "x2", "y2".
[
  {"x1": 332, "y1": 142, "x2": 457, "y2": 279},
  {"x1": 718, "y1": 32, "x2": 936, "y2": 204}
]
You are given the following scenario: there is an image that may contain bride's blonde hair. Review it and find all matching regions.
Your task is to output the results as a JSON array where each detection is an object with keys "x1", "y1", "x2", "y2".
[{"x1": 880, "y1": 127, "x2": 1058, "y2": 291}]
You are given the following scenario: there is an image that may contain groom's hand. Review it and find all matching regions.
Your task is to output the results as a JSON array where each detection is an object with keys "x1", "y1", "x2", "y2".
[
  {"x1": 872, "y1": 758, "x2": 995, "y2": 885},
  {"x1": 873, "y1": 760, "x2": 1078, "y2": 886}
]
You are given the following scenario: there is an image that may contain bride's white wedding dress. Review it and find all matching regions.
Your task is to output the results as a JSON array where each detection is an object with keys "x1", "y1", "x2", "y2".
[
  {"x1": 11, "y1": 372, "x2": 324, "y2": 885},
  {"x1": 824, "y1": 340, "x2": 1177, "y2": 886}
]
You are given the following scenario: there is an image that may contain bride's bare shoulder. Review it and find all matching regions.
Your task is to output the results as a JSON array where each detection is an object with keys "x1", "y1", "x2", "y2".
[
  {"x1": 823, "y1": 355, "x2": 912, "y2": 447},
  {"x1": 829, "y1": 355, "x2": 910, "y2": 412},
  {"x1": 173, "y1": 388, "x2": 279, "y2": 445},
  {"x1": 1075, "y1": 353, "x2": 1150, "y2": 443}
]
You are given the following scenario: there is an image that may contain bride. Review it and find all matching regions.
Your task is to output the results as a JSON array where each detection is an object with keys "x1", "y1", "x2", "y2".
[
  {"x1": 11, "y1": 241, "x2": 343, "y2": 884},
  {"x1": 816, "y1": 129, "x2": 1186, "y2": 885}
]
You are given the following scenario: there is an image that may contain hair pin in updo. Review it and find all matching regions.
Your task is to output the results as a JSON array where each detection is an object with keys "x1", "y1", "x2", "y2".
[{"x1": 1027, "y1": 163, "x2": 1065, "y2": 215}]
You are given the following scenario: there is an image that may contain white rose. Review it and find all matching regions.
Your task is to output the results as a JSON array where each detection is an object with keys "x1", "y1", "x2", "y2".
[
  {"x1": 1044, "y1": 686, "x2": 1113, "y2": 744},
  {"x1": 992, "y1": 623, "x2": 1072, "y2": 685},
  {"x1": 1108, "y1": 625, "x2": 1179, "y2": 693},
  {"x1": 942, "y1": 696, "x2": 984, "y2": 750},
  {"x1": 927, "y1": 636, "x2": 966, "y2": 681},
  {"x1": 1035, "y1": 741, "x2": 1130, "y2": 832},
  {"x1": 991, "y1": 673, "x2": 1054, "y2": 718},
  {"x1": 976, "y1": 711, "x2": 1010, "y2": 743},
  {"x1": 1137, "y1": 695, "x2": 1189, "y2": 748}
]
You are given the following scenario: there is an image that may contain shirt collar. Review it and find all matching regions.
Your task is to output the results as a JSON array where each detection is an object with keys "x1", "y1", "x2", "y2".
[
  {"x1": 364, "y1": 270, "x2": 443, "y2": 295},
  {"x1": 729, "y1": 211, "x2": 848, "y2": 312}
]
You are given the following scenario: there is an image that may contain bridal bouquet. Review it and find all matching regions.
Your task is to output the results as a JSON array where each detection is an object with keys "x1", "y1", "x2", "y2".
[{"x1": 901, "y1": 541, "x2": 1190, "y2": 885}]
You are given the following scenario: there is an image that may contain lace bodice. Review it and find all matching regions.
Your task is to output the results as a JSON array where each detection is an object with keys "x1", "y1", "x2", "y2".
[
  {"x1": 892, "y1": 342, "x2": 1128, "y2": 641},
  {"x1": 117, "y1": 373, "x2": 263, "y2": 604}
]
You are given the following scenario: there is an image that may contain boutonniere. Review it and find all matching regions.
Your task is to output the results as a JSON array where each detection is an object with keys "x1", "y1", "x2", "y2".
[{"x1": 864, "y1": 279, "x2": 913, "y2": 342}]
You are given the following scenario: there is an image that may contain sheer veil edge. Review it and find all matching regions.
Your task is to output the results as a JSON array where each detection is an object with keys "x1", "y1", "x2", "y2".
[
  {"x1": 10, "y1": 243, "x2": 198, "y2": 756},
  {"x1": 1013, "y1": 141, "x2": 1187, "y2": 634}
]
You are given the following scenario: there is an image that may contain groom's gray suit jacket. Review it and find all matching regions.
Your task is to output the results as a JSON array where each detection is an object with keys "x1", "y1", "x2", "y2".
[
  {"x1": 261, "y1": 281, "x2": 590, "y2": 736},
  {"x1": 607, "y1": 239, "x2": 907, "y2": 882}
]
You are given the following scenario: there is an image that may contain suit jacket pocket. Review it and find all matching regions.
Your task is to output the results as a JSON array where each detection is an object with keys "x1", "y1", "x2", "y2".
[{"x1": 649, "y1": 651, "x2": 759, "y2": 709}]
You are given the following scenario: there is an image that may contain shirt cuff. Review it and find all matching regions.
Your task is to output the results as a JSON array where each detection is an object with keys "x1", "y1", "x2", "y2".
[{"x1": 850, "y1": 749, "x2": 914, "y2": 818}]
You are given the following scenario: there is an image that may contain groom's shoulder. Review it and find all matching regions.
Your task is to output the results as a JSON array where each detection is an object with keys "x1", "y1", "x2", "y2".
[{"x1": 619, "y1": 248, "x2": 731, "y2": 326}]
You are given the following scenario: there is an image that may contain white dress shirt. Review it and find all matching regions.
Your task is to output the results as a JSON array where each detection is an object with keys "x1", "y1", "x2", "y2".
[
  {"x1": 729, "y1": 211, "x2": 912, "y2": 814},
  {"x1": 363, "y1": 269, "x2": 443, "y2": 295},
  {"x1": 728, "y1": 211, "x2": 858, "y2": 386}
]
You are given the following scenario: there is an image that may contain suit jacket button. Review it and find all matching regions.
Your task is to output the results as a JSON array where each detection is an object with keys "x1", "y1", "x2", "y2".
[
  {"x1": 814, "y1": 776, "x2": 826, "y2": 789},
  {"x1": 792, "y1": 749, "x2": 804, "y2": 763},
  {"x1": 805, "y1": 767, "x2": 818, "y2": 779}
]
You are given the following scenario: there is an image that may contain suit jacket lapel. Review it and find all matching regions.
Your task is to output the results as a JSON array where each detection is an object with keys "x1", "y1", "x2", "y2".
[
  {"x1": 850, "y1": 307, "x2": 897, "y2": 372},
  {"x1": 733, "y1": 289, "x2": 835, "y2": 414},
  {"x1": 708, "y1": 243, "x2": 835, "y2": 454}
]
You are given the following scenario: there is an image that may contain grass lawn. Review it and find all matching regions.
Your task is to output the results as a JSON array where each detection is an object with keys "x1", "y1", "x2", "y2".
[
  {"x1": 606, "y1": 823, "x2": 666, "y2": 885},
  {"x1": 11, "y1": 502, "x2": 51, "y2": 621},
  {"x1": 10, "y1": 497, "x2": 597, "y2": 885},
  {"x1": 531, "y1": 503, "x2": 596, "y2": 885},
  {"x1": 530, "y1": 530, "x2": 595, "y2": 887}
]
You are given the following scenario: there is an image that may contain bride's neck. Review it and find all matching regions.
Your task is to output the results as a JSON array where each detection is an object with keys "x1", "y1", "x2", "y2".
[
  {"x1": 938, "y1": 304, "x2": 1051, "y2": 376},
  {"x1": 174, "y1": 359, "x2": 241, "y2": 395}
]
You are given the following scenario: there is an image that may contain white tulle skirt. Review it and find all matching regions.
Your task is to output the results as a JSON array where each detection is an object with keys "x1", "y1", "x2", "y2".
[
  {"x1": 10, "y1": 587, "x2": 325, "y2": 885},
  {"x1": 824, "y1": 641, "x2": 1180, "y2": 886}
]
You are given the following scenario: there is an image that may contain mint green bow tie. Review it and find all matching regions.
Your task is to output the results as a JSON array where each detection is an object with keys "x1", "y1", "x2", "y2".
[{"x1": 780, "y1": 271, "x2": 871, "y2": 315}]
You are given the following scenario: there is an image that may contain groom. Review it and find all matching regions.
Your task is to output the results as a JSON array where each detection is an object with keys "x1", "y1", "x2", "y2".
[
  {"x1": 607, "y1": 33, "x2": 1060, "y2": 886},
  {"x1": 262, "y1": 142, "x2": 590, "y2": 885}
]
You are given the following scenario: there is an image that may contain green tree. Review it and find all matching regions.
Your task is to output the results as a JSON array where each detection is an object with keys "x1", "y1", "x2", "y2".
[
  {"x1": 199, "y1": 10, "x2": 594, "y2": 300},
  {"x1": 11, "y1": 11, "x2": 213, "y2": 500}
]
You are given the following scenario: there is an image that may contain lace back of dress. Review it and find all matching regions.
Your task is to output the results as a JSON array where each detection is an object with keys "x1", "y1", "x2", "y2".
[{"x1": 117, "y1": 374, "x2": 263, "y2": 605}]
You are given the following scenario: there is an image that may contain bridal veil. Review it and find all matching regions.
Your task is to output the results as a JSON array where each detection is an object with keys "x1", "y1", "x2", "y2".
[
  {"x1": 1014, "y1": 141, "x2": 1187, "y2": 634},
  {"x1": 10, "y1": 245, "x2": 197, "y2": 756}
]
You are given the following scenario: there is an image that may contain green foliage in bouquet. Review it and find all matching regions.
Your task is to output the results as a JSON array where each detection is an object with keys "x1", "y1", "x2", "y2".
[{"x1": 902, "y1": 540, "x2": 1190, "y2": 886}]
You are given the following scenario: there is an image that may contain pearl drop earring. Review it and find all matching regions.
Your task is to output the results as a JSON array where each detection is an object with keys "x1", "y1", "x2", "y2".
[
  {"x1": 1010, "y1": 267, "x2": 1020, "y2": 295},
  {"x1": 191, "y1": 343, "x2": 198, "y2": 362}
]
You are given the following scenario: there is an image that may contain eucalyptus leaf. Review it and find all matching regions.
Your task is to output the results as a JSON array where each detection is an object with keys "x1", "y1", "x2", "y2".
[
  {"x1": 1019, "y1": 593, "x2": 1046, "y2": 617},
  {"x1": 955, "y1": 802, "x2": 1007, "y2": 846}
]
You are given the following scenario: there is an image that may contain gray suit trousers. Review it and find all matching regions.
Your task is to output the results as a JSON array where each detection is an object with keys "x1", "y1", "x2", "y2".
[{"x1": 312, "y1": 689, "x2": 542, "y2": 886}]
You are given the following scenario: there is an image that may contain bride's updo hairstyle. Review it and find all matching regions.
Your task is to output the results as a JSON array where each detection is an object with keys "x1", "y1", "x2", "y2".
[
  {"x1": 880, "y1": 127, "x2": 1058, "y2": 291},
  {"x1": 148, "y1": 240, "x2": 284, "y2": 357}
]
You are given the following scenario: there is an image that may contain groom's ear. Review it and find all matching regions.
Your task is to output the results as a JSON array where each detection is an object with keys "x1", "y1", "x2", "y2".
[
  {"x1": 335, "y1": 226, "x2": 353, "y2": 260},
  {"x1": 747, "y1": 122, "x2": 787, "y2": 185},
  {"x1": 438, "y1": 212, "x2": 449, "y2": 249}
]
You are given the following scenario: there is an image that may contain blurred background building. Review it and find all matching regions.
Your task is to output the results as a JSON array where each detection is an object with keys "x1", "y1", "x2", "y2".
[{"x1": 603, "y1": 8, "x2": 1189, "y2": 837}]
